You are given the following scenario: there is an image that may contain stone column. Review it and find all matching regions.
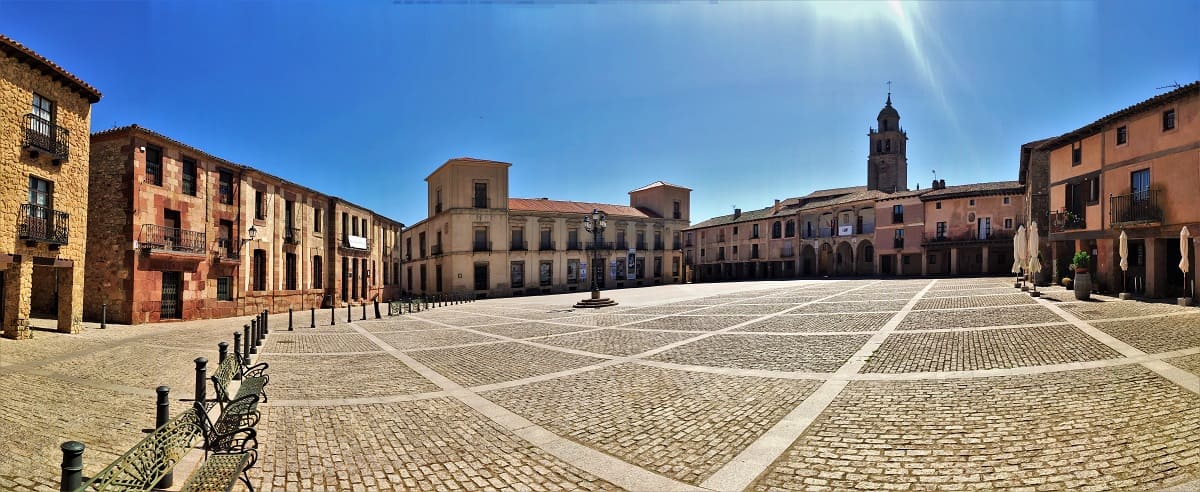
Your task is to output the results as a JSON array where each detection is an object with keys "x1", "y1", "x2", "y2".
[
  {"x1": 981, "y1": 246, "x2": 991, "y2": 275},
  {"x1": 3, "y1": 259, "x2": 33, "y2": 339},
  {"x1": 896, "y1": 254, "x2": 903, "y2": 277},
  {"x1": 921, "y1": 251, "x2": 928, "y2": 276},
  {"x1": 1145, "y1": 239, "x2": 1159, "y2": 298},
  {"x1": 950, "y1": 247, "x2": 960, "y2": 275},
  {"x1": 57, "y1": 265, "x2": 81, "y2": 334}
]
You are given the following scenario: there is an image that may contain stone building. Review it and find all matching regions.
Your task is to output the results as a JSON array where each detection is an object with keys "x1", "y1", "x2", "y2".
[
  {"x1": 401, "y1": 158, "x2": 688, "y2": 298},
  {"x1": 686, "y1": 93, "x2": 1025, "y2": 281},
  {"x1": 1019, "y1": 138, "x2": 1053, "y2": 284},
  {"x1": 1, "y1": 35, "x2": 101, "y2": 338},
  {"x1": 329, "y1": 198, "x2": 403, "y2": 306},
  {"x1": 1044, "y1": 81, "x2": 1199, "y2": 300},
  {"x1": 86, "y1": 125, "x2": 402, "y2": 324}
]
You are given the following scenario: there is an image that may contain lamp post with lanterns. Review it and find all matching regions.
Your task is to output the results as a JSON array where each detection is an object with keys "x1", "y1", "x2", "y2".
[{"x1": 575, "y1": 209, "x2": 618, "y2": 308}]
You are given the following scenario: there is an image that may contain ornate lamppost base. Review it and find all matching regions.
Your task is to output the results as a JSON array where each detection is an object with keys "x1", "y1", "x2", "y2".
[{"x1": 574, "y1": 290, "x2": 618, "y2": 309}]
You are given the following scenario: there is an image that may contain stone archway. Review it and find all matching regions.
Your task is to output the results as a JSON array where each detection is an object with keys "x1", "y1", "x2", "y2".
[
  {"x1": 835, "y1": 241, "x2": 855, "y2": 276},
  {"x1": 800, "y1": 244, "x2": 817, "y2": 276},
  {"x1": 856, "y1": 240, "x2": 875, "y2": 276},
  {"x1": 818, "y1": 243, "x2": 835, "y2": 276}
]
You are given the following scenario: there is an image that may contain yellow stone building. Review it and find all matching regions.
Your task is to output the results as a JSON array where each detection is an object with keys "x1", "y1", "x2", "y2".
[{"x1": 1, "y1": 35, "x2": 101, "y2": 338}]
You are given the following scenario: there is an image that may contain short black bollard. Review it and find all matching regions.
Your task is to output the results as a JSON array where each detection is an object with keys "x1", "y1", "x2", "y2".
[
  {"x1": 311, "y1": 307, "x2": 316, "y2": 328},
  {"x1": 217, "y1": 342, "x2": 229, "y2": 364},
  {"x1": 255, "y1": 318, "x2": 263, "y2": 346},
  {"x1": 250, "y1": 320, "x2": 259, "y2": 354},
  {"x1": 193, "y1": 357, "x2": 207, "y2": 406},
  {"x1": 242, "y1": 325, "x2": 252, "y2": 363},
  {"x1": 60, "y1": 441, "x2": 84, "y2": 492},
  {"x1": 361, "y1": 303, "x2": 366, "y2": 320},
  {"x1": 100, "y1": 303, "x2": 107, "y2": 329},
  {"x1": 233, "y1": 332, "x2": 243, "y2": 380},
  {"x1": 289, "y1": 308, "x2": 294, "y2": 331},
  {"x1": 262, "y1": 310, "x2": 269, "y2": 336},
  {"x1": 374, "y1": 300, "x2": 381, "y2": 319},
  {"x1": 155, "y1": 386, "x2": 173, "y2": 488},
  {"x1": 330, "y1": 305, "x2": 336, "y2": 325},
  {"x1": 347, "y1": 303, "x2": 352, "y2": 323}
]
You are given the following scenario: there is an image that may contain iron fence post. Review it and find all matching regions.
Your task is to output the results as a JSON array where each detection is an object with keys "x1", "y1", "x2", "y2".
[
  {"x1": 193, "y1": 357, "x2": 207, "y2": 406},
  {"x1": 155, "y1": 386, "x2": 173, "y2": 488}
]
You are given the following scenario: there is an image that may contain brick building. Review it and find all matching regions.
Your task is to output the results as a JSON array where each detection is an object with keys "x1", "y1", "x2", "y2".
[
  {"x1": 401, "y1": 158, "x2": 688, "y2": 298},
  {"x1": 1, "y1": 35, "x2": 101, "y2": 338},
  {"x1": 86, "y1": 126, "x2": 402, "y2": 324},
  {"x1": 1044, "y1": 81, "x2": 1199, "y2": 300}
]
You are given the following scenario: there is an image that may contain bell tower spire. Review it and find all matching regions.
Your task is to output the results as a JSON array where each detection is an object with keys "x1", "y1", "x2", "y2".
[{"x1": 866, "y1": 84, "x2": 909, "y2": 193}]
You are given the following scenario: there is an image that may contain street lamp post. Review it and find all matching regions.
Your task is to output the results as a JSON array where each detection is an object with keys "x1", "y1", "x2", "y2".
[{"x1": 575, "y1": 209, "x2": 618, "y2": 308}]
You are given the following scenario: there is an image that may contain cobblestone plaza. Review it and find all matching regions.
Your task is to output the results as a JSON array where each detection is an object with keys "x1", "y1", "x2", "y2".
[{"x1": 1, "y1": 278, "x2": 1198, "y2": 491}]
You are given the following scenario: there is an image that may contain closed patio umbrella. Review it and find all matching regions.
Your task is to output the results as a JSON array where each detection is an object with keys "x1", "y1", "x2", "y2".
[
  {"x1": 1027, "y1": 222, "x2": 1041, "y2": 294},
  {"x1": 1013, "y1": 225, "x2": 1027, "y2": 287},
  {"x1": 1182, "y1": 227, "x2": 1191, "y2": 299},
  {"x1": 1119, "y1": 230, "x2": 1129, "y2": 296}
]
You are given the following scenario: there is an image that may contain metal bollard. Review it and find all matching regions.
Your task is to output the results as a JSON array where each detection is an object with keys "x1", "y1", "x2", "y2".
[
  {"x1": 60, "y1": 441, "x2": 84, "y2": 492},
  {"x1": 289, "y1": 308, "x2": 294, "y2": 331},
  {"x1": 217, "y1": 342, "x2": 229, "y2": 364},
  {"x1": 347, "y1": 303, "x2": 352, "y2": 323},
  {"x1": 361, "y1": 303, "x2": 366, "y2": 320},
  {"x1": 242, "y1": 325, "x2": 252, "y2": 363},
  {"x1": 100, "y1": 303, "x2": 107, "y2": 329},
  {"x1": 233, "y1": 332, "x2": 243, "y2": 380},
  {"x1": 155, "y1": 386, "x2": 173, "y2": 488},
  {"x1": 262, "y1": 310, "x2": 269, "y2": 336},
  {"x1": 330, "y1": 305, "x2": 336, "y2": 325},
  {"x1": 250, "y1": 320, "x2": 259, "y2": 354},
  {"x1": 193, "y1": 357, "x2": 207, "y2": 406},
  {"x1": 374, "y1": 300, "x2": 381, "y2": 319},
  {"x1": 311, "y1": 307, "x2": 316, "y2": 328}
]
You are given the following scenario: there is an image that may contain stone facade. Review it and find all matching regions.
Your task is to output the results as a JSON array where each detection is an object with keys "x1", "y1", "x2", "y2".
[
  {"x1": 400, "y1": 158, "x2": 688, "y2": 299},
  {"x1": 85, "y1": 126, "x2": 403, "y2": 325},
  {"x1": 1020, "y1": 139, "x2": 1053, "y2": 284},
  {"x1": 0, "y1": 35, "x2": 101, "y2": 338},
  {"x1": 1045, "y1": 81, "x2": 1199, "y2": 300}
]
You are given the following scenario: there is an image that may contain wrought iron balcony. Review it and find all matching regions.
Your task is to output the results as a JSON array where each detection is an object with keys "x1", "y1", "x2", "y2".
[
  {"x1": 511, "y1": 240, "x2": 526, "y2": 251},
  {"x1": 1050, "y1": 210, "x2": 1087, "y2": 233},
  {"x1": 539, "y1": 241, "x2": 554, "y2": 251},
  {"x1": 566, "y1": 241, "x2": 582, "y2": 251},
  {"x1": 214, "y1": 238, "x2": 239, "y2": 260},
  {"x1": 284, "y1": 226, "x2": 301, "y2": 245},
  {"x1": 615, "y1": 241, "x2": 628, "y2": 250},
  {"x1": 473, "y1": 241, "x2": 492, "y2": 252},
  {"x1": 636, "y1": 241, "x2": 647, "y2": 250},
  {"x1": 654, "y1": 240, "x2": 665, "y2": 250},
  {"x1": 140, "y1": 224, "x2": 206, "y2": 254},
  {"x1": 1110, "y1": 190, "x2": 1163, "y2": 226},
  {"x1": 893, "y1": 238, "x2": 905, "y2": 249},
  {"x1": 922, "y1": 228, "x2": 1015, "y2": 245},
  {"x1": 589, "y1": 241, "x2": 613, "y2": 250},
  {"x1": 341, "y1": 235, "x2": 371, "y2": 250},
  {"x1": 22, "y1": 114, "x2": 70, "y2": 163},
  {"x1": 672, "y1": 240, "x2": 681, "y2": 250},
  {"x1": 18, "y1": 204, "x2": 69, "y2": 246}
]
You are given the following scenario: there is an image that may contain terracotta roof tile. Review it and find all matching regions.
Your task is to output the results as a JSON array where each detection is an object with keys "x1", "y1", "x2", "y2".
[
  {"x1": 629, "y1": 180, "x2": 692, "y2": 193},
  {"x1": 0, "y1": 34, "x2": 101, "y2": 103},
  {"x1": 920, "y1": 181, "x2": 1023, "y2": 200},
  {"x1": 508, "y1": 198, "x2": 658, "y2": 218}
]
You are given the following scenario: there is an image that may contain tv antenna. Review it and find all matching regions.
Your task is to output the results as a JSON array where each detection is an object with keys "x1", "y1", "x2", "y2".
[
  {"x1": 1156, "y1": 81, "x2": 1182, "y2": 91},
  {"x1": 931, "y1": 169, "x2": 937, "y2": 181}
]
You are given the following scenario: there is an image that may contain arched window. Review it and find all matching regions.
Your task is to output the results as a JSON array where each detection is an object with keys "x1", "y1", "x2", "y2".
[
  {"x1": 785, "y1": 220, "x2": 795, "y2": 237},
  {"x1": 882, "y1": 120, "x2": 889, "y2": 131},
  {"x1": 771, "y1": 221, "x2": 782, "y2": 239},
  {"x1": 876, "y1": 141, "x2": 882, "y2": 153},
  {"x1": 865, "y1": 245, "x2": 874, "y2": 261},
  {"x1": 885, "y1": 139, "x2": 891, "y2": 152}
]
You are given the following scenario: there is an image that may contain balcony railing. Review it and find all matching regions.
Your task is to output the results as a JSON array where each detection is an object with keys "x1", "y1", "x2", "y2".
[
  {"x1": 141, "y1": 224, "x2": 206, "y2": 254},
  {"x1": 655, "y1": 240, "x2": 665, "y2": 250},
  {"x1": 1050, "y1": 210, "x2": 1087, "y2": 233},
  {"x1": 636, "y1": 241, "x2": 647, "y2": 250},
  {"x1": 922, "y1": 228, "x2": 1016, "y2": 245},
  {"x1": 18, "y1": 204, "x2": 69, "y2": 246},
  {"x1": 474, "y1": 241, "x2": 492, "y2": 252},
  {"x1": 1110, "y1": 190, "x2": 1163, "y2": 226},
  {"x1": 616, "y1": 241, "x2": 628, "y2": 250},
  {"x1": 540, "y1": 241, "x2": 554, "y2": 250},
  {"x1": 893, "y1": 238, "x2": 905, "y2": 249},
  {"x1": 511, "y1": 240, "x2": 527, "y2": 251},
  {"x1": 430, "y1": 244, "x2": 443, "y2": 256},
  {"x1": 566, "y1": 241, "x2": 582, "y2": 251},
  {"x1": 214, "y1": 238, "x2": 239, "y2": 259},
  {"x1": 22, "y1": 114, "x2": 70, "y2": 163},
  {"x1": 892, "y1": 214, "x2": 904, "y2": 224},
  {"x1": 589, "y1": 241, "x2": 613, "y2": 250},
  {"x1": 284, "y1": 226, "x2": 300, "y2": 245}
]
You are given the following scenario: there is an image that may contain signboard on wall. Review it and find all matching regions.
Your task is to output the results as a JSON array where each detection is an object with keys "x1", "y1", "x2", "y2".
[
  {"x1": 838, "y1": 225, "x2": 854, "y2": 236},
  {"x1": 348, "y1": 235, "x2": 368, "y2": 249},
  {"x1": 580, "y1": 262, "x2": 587, "y2": 281},
  {"x1": 627, "y1": 249, "x2": 637, "y2": 280}
]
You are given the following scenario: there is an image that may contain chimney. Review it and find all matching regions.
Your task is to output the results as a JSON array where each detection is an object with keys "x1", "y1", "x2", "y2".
[
  {"x1": 734, "y1": 208, "x2": 742, "y2": 218},
  {"x1": 774, "y1": 199, "x2": 781, "y2": 212}
]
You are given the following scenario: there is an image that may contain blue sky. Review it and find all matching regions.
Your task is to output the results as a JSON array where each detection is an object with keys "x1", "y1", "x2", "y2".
[{"x1": 2, "y1": 1, "x2": 1197, "y2": 225}]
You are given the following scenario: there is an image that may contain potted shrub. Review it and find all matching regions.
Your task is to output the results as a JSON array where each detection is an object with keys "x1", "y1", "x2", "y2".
[{"x1": 1072, "y1": 251, "x2": 1092, "y2": 300}]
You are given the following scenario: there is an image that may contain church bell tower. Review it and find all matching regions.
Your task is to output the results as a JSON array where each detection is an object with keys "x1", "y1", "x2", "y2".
[{"x1": 866, "y1": 92, "x2": 908, "y2": 193}]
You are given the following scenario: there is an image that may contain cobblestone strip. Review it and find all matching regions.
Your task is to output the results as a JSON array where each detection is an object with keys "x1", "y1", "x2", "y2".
[
  {"x1": 346, "y1": 322, "x2": 704, "y2": 492},
  {"x1": 268, "y1": 390, "x2": 450, "y2": 407},
  {"x1": 1037, "y1": 298, "x2": 1200, "y2": 394},
  {"x1": 700, "y1": 279, "x2": 938, "y2": 491}
]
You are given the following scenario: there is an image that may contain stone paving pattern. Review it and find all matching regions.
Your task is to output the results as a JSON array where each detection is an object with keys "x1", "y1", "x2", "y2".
[{"x1": 2, "y1": 278, "x2": 1199, "y2": 491}]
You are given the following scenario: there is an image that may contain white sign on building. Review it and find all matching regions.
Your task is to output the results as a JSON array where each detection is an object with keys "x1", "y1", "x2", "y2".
[{"x1": 838, "y1": 225, "x2": 854, "y2": 236}]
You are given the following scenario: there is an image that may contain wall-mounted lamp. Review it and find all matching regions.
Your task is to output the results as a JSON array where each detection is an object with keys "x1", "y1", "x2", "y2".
[
  {"x1": 138, "y1": 146, "x2": 146, "y2": 153},
  {"x1": 237, "y1": 225, "x2": 258, "y2": 254}
]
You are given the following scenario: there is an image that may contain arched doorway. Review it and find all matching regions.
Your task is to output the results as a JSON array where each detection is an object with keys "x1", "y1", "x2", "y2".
[
  {"x1": 856, "y1": 240, "x2": 875, "y2": 276},
  {"x1": 835, "y1": 241, "x2": 854, "y2": 276},
  {"x1": 800, "y1": 244, "x2": 817, "y2": 276},
  {"x1": 818, "y1": 243, "x2": 835, "y2": 276}
]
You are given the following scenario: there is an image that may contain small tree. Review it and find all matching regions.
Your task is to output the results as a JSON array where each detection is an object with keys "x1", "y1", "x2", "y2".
[{"x1": 1072, "y1": 251, "x2": 1091, "y2": 272}]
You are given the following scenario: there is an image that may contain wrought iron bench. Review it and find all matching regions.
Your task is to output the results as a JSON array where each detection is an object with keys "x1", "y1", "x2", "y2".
[
  {"x1": 74, "y1": 406, "x2": 254, "y2": 492},
  {"x1": 210, "y1": 354, "x2": 269, "y2": 417}
]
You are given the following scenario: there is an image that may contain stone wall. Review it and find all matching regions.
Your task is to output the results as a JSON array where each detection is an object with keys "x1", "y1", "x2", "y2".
[{"x1": 83, "y1": 137, "x2": 134, "y2": 323}]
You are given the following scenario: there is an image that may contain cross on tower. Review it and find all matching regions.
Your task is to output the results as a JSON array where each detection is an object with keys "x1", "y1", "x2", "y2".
[{"x1": 886, "y1": 80, "x2": 892, "y2": 94}]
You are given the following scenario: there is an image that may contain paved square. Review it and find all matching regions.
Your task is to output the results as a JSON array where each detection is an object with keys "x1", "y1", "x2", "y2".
[{"x1": 2, "y1": 278, "x2": 1198, "y2": 491}]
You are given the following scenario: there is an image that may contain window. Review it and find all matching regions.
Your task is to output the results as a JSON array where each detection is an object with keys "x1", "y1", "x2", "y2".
[
  {"x1": 145, "y1": 146, "x2": 163, "y2": 185},
  {"x1": 928, "y1": 254, "x2": 937, "y2": 265},
  {"x1": 567, "y1": 259, "x2": 579, "y2": 283},
  {"x1": 672, "y1": 257, "x2": 680, "y2": 276},
  {"x1": 885, "y1": 139, "x2": 891, "y2": 152},
  {"x1": 313, "y1": 208, "x2": 323, "y2": 233},
  {"x1": 218, "y1": 220, "x2": 234, "y2": 257},
  {"x1": 732, "y1": 226, "x2": 738, "y2": 236},
  {"x1": 902, "y1": 255, "x2": 910, "y2": 265},
  {"x1": 616, "y1": 230, "x2": 626, "y2": 248},
  {"x1": 635, "y1": 258, "x2": 645, "y2": 279},
  {"x1": 876, "y1": 141, "x2": 882, "y2": 153},
  {"x1": 511, "y1": 228, "x2": 524, "y2": 250},
  {"x1": 419, "y1": 232, "x2": 426, "y2": 256},
  {"x1": 864, "y1": 245, "x2": 874, "y2": 262},
  {"x1": 435, "y1": 187, "x2": 443, "y2": 213},
  {"x1": 751, "y1": 244, "x2": 759, "y2": 259},
  {"x1": 218, "y1": 169, "x2": 234, "y2": 204},
  {"x1": 936, "y1": 222, "x2": 946, "y2": 239},
  {"x1": 636, "y1": 230, "x2": 646, "y2": 249},
  {"x1": 1003, "y1": 197, "x2": 1010, "y2": 205},
  {"x1": 751, "y1": 224, "x2": 759, "y2": 239},
  {"x1": 352, "y1": 216, "x2": 358, "y2": 236},
  {"x1": 1004, "y1": 218, "x2": 1013, "y2": 229},
  {"x1": 935, "y1": 202, "x2": 942, "y2": 209},
  {"x1": 700, "y1": 248, "x2": 705, "y2": 258},
  {"x1": 1131, "y1": 168, "x2": 1150, "y2": 194},
  {"x1": 312, "y1": 256, "x2": 323, "y2": 289},
  {"x1": 1163, "y1": 109, "x2": 1176, "y2": 131},
  {"x1": 540, "y1": 261, "x2": 552, "y2": 286},
  {"x1": 892, "y1": 205, "x2": 904, "y2": 223},
  {"x1": 252, "y1": 249, "x2": 267, "y2": 290},
  {"x1": 217, "y1": 277, "x2": 232, "y2": 301},
  {"x1": 31, "y1": 94, "x2": 54, "y2": 131},
  {"x1": 540, "y1": 228, "x2": 553, "y2": 250},
  {"x1": 285, "y1": 253, "x2": 298, "y2": 290},
  {"x1": 181, "y1": 158, "x2": 197, "y2": 196},
  {"x1": 474, "y1": 182, "x2": 488, "y2": 208},
  {"x1": 654, "y1": 256, "x2": 662, "y2": 277},
  {"x1": 254, "y1": 190, "x2": 266, "y2": 220},
  {"x1": 474, "y1": 227, "x2": 489, "y2": 251},
  {"x1": 420, "y1": 264, "x2": 427, "y2": 290},
  {"x1": 895, "y1": 229, "x2": 904, "y2": 238},
  {"x1": 511, "y1": 262, "x2": 524, "y2": 289},
  {"x1": 969, "y1": 199, "x2": 976, "y2": 207},
  {"x1": 1071, "y1": 144, "x2": 1081, "y2": 166},
  {"x1": 1089, "y1": 178, "x2": 1100, "y2": 204},
  {"x1": 568, "y1": 229, "x2": 579, "y2": 249},
  {"x1": 785, "y1": 220, "x2": 795, "y2": 237},
  {"x1": 1116, "y1": 125, "x2": 1128, "y2": 145},
  {"x1": 673, "y1": 201, "x2": 681, "y2": 219},
  {"x1": 28, "y1": 176, "x2": 52, "y2": 210}
]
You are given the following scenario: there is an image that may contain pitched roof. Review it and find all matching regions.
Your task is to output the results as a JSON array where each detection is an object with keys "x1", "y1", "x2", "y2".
[
  {"x1": 801, "y1": 185, "x2": 867, "y2": 200},
  {"x1": 686, "y1": 205, "x2": 778, "y2": 230},
  {"x1": 877, "y1": 188, "x2": 934, "y2": 202},
  {"x1": 797, "y1": 190, "x2": 889, "y2": 211},
  {"x1": 629, "y1": 180, "x2": 692, "y2": 193},
  {"x1": 0, "y1": 34, "x2": 101, "y2": 103},
  {"x1": 508, "y1": 198, "x2": 658, "y2": 218},
  {"x1": 919, "y1": 181, "x2": 1023, "y2": 201},
  {"x1": 1037, "y1": 81, "x2": 1199, "y2": 151}
]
